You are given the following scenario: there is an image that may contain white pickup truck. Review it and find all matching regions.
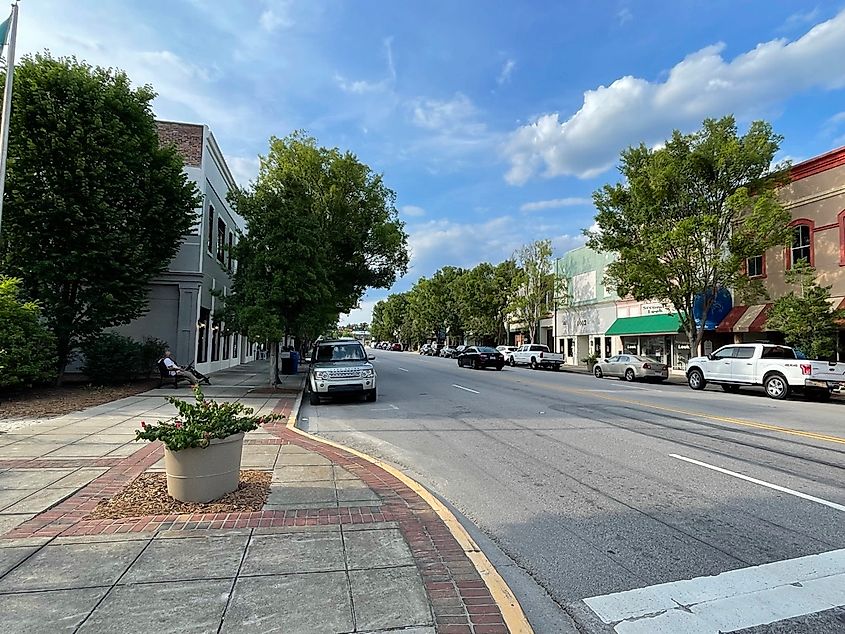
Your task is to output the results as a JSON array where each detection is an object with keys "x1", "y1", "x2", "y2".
[
  {"x1": 686, "y1": 343, "x2": 845, "y2": 401},
  {"x1": 509, "y1": 344, "x2": 564, "y2": 370}
]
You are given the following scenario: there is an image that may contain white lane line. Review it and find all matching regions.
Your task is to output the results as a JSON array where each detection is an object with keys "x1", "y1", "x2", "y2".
[
  {"x1": 584, "y1": 548, "x2": 845, "y2": 634},
  {"x1": 452, "y1": 384, "x2": 479, "y2": 394},
  {"x1": 670, "y1": 453, "x2": 845, "y2": 513},
  {"x1": 398, "y1": 367, "x2": 409, "y2": 372}
]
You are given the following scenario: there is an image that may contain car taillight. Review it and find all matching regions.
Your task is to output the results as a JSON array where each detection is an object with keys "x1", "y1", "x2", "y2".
[
  {"x1": 642, "y1": 363, "x2": 651, "y2": 369},
  {"x1": 800, "y1": 364, "x2": 812, "y2": 376}
]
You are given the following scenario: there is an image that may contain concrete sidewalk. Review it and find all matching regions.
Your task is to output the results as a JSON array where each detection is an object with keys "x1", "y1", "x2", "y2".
[{"x1": 0, "y1": 361, "x2": 511, "y2": 633}]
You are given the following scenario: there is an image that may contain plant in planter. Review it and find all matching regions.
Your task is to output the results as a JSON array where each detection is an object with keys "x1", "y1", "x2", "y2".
[
  {"x1": 135, "y1": 386, "x2": 282, "y2": 502},
  {"x1": 580, "y1": 353, "x2": 599, "y2": 371}
]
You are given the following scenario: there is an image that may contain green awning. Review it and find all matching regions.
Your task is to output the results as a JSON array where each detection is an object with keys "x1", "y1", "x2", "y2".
[{"x1": 605, "y1": 314, "x2": 681, "y2": 336}]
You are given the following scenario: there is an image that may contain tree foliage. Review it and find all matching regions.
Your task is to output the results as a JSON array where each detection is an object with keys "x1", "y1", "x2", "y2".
[
  {"x1": 588, "y1": 116, "x2": 791, "y2": 354},
  {"x1": 0, "y1": 53, "x2": 200, "y2": 378},
  {"x1": 765, "y1": 261, "x2": 845, "y2": 360},
  {"x1": 455, "y1": 260, "x2": 519, "y2": 343},
  {"x1": 0, "y1": 277, "x2": 56, "y2": 389},
  {"x1": 507, "y1": 240, "x2": 559, "y2": 343},
  {"x1": 225, "y1": 132, "x2": 408, "y2": 347}
]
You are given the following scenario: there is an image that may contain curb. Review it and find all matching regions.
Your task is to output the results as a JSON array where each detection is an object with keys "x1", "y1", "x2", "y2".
[{"x1": 288, "y1": 382, "x2": 534, "y2": 634}]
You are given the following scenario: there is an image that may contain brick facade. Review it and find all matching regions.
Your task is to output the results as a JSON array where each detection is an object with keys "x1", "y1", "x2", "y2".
[{"x1": 156, "y1": 120, "x2": 204, "y2": 167}]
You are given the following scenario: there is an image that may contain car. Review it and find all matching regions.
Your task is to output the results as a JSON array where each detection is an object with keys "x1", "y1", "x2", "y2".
[
  {"x1": 440, "y1": 346, "x2": 456, "y2": 358},
  {"x1": 686, "y1": 343, "x2": 845, "y2": 400},
  {"x1": 419, "y1": 343, "x2": 433, "y2": 355},
  {"x1": 496, "y1": 345, "x2": 518, "y2": 363},
  {"x1": 593, "y1": 354, "x2": 668, "y2": 382},
  {"x1": 510, "y1": 344, "x2": 564, "y2": 370},
  {"x1": 457, "y1": 346, "x2": 505, "y2": 370},
  {"x1": 390, "y1": 342, "x2": 403, "y2": 351},
  {"x1": 307, "y1": 339, "x2": 377, "y2": 405}
]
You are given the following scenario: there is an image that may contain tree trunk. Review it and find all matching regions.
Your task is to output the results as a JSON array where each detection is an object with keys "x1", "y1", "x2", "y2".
[{"x1": 55, "y1": 334, "x2": 73, "y2": 386}]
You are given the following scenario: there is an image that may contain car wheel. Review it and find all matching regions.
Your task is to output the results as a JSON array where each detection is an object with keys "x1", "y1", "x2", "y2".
[
  {"x1": 365, "y1": 389, "x2": 377, "y2": 402},
  {"x1": 509, "y1": 357, "x2": 515, "y2": 367},
  {"x1": 594, "y1": 366, "x2": 603, "y2": 378},
  {"x1": 309, "y1": 390, "x2": 320, "y2": 406},
  {"x1": 457, "y1": 358, "x2": 463, "y2": 367},
  {"x1": 721, "y1": 384, "x2": 740, "y2": 393},
  {"x1": 624, "y1": 368, "x2": 635, "y2": 382},
  {"x1": 764, "y1": 373, "x2": 789, "y2": 400},
  {"x1": 496, "y1": 364, "x2": 503, "y2": 371},
  {"x1": 555, "y1": 364, "x2": 561, "y2": 371},
  {"x1": 687, "y1": 368, "x2": 706, "y2": 390},
  {"x1": 474, "y1": 359, "x2": 481, "y2": 370},
  {"x1": 530, "y1": 358, "x2": 538, "y2": 370}
]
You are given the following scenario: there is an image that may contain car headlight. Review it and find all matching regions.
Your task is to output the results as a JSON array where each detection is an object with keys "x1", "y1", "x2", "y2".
[
  {"x1": 360, "y1": 369, "x2": 375, "y2": 378},
  {"x1": 314, "y1": 371, "x2": 327, "y2": 380}
]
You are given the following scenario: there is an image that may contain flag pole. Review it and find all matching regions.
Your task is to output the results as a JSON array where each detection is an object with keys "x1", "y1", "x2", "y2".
[{"x1": 0, "y1": 1, "x2": 18, "y2": 238}]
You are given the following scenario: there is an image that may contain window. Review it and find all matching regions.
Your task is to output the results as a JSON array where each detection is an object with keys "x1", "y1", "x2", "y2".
[
  {"x1": 761, "y1": 346, "x2": 796, "y2": 359},
  {"x1": 197, "y1": 307, "x2": 210, "y2": 363},
  {"x1": 746, "y1": 255, "x2": 764, "y2": 278},
  {"x1": 211, "y1": 320, "x2": 220, "y2": 362},
  {"x1": 567, "y1": 339, "x2": 574, "y2": 357},
  {"x1": 791, "y1": 224, "x2": 811, "y2": 266},
  {"x1": 734, "y1": 347, "x2": 755, "y2": 359},
  {"x1": 227, "y1": 232, "x2": 234, "y2": 272},
  {"x1": 206, "y1": 206, "x2": 215, "y2": 253},
  {"x1": 712, "y1": 347, "x2": 737, "y2": 360},
  {"x1": 217, "y1": 219, "x2": 226, "y2": 263},
  {"x1": 233, "y1": 334, "x2": 239, "y2": 359}
]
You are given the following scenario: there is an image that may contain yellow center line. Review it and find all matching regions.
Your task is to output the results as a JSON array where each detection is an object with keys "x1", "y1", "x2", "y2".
[{"x1": 495, "y1": 371, "x2": 845, "y2": 446}]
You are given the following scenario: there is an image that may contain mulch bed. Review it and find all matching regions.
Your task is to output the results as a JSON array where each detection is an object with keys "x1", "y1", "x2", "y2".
[
  {"x1": 87, "y1": 470, "x2": 272, "y2": 519},
  {"x1": 0, "y1": 380, "x2": 161, "y2": 420}
]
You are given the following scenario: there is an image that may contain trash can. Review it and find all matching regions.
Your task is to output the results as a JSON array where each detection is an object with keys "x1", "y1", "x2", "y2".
[
  {"x1": 290, "y1": 351, "x2": 299, "y2": 374},
  {"x1": 280, "y1": 351, "x2": 292, "y2": 375}
]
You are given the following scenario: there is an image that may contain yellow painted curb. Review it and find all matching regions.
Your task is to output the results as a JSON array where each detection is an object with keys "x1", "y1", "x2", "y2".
[{"x1": 286, "y1": 390, "x2": 533, "y2": 634}]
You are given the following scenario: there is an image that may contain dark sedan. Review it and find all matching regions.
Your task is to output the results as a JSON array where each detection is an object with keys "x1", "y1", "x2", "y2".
[{"x1": 457, "y1": 346, "x2": 504, "y2": 370}]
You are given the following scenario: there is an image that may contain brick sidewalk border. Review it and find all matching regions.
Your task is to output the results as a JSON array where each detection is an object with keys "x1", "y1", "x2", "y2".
[{"x1": 2, "y1": 394, "x2": 508, "y2": 633}]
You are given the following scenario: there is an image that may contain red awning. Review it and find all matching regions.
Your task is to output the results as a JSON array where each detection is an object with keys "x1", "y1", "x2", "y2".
[
  {"x1": 715, "y1": 306, "x2": 747, "y2": 333},
  {"x1": 715, "y1": 304, "x2": 773, "y2": 333}
]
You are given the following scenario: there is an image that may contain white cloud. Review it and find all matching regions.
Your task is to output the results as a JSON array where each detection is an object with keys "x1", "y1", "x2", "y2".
[
  {"x1": 497, "y1": 59, "x2": 516, "y2": 85},
  {"x1": 405, "y1": 216, "x2": 585, "y2": 280},
  {"x1": 336, "y1": 37, "x2": 396, "y2": 94},
  {"x1": 410, "y1": 93, "x2": 481, "y2": 132},
  {"x1": 339, "y1": 298, "x2": 381, "y2": 326},
  {"x1": 779, "y1": 7, "x2": 820, "y2": 31},
  {"x1": 519, "y1": 197, "x2": 592, "y2": 212},
  {"x1": 228, "y1": 155, "x2": 260, "y2": 187},
  {"x1": 400, "y1": 205, "x2": 427, "y2": 217},
  {"x1": 504, "y1": 9, "x2": 845, "y2": 184},
  {"x1": 617, "y1": 7, "x2": 632, "y2": 25}
]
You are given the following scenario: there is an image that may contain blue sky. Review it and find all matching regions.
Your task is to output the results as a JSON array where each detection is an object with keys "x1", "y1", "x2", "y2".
[{"x1": 18, "y1": 1, "x2": 845, "y2": 323}]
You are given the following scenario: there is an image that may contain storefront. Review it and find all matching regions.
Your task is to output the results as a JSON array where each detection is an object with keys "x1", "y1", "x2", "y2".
[
  {"x1": 605, "y1": 313, "x2": 686, "y2": 368},
  {"x1": 557, "y1": 301, "x2": 617, "y2": 364}
]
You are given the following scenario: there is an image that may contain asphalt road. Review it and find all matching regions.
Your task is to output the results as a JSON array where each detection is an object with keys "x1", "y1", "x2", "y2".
[{"x1": 299, "y1": 351, "x2": 845, "y2": 633}]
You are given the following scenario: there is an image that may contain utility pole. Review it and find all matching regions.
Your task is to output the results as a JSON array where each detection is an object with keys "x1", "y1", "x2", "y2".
[{"x1": 0, "y1": 1, "x2": 18, "y2": 238}]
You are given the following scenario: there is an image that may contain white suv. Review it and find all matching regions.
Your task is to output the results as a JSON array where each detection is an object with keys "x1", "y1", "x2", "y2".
[{"x1": 308, "y1": 339, "x2": 377, "y2": 405}]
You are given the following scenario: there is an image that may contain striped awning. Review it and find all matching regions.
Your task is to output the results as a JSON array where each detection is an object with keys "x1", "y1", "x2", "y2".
[
  {"x1": 717, "y1": 297, "x2": 845, "y2": 333},
  {"x1": 715, "y1": 304, "x2": 772, "y2": 333}
]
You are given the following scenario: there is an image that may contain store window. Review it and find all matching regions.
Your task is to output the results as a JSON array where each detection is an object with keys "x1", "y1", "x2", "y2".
[
  {"x1": 197, "y1": 307, "x2": 210, "y2": 363},
  {"x1": 211, "y1": 320, "x2": 220, "y2": 362},
  {"x1": 604, "y1": 338, "x2": 612, "y2": 358},
  {"x1": 746, "y1": 255, "x2": 764, "y2": 278},
  {"x1": 593, "y1": 337, "x2": 601, "y2": 356},
  {"x1": 567, "y1": 338, "x2": 574, "y2": 358}
]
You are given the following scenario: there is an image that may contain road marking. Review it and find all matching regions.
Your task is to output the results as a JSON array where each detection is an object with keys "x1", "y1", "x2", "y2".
[
  {"x1": 584, "y1": 548, "x2": 845, "y2": 633},
  {"x1": 670, "y1": 453, "x2": 845, "y2": 513},
  {"x1": 452, "y1": 384, "x2": 480, "y2": 394},
  {"x1": 493, "y1": 372, "x2": 845, "y2": 446},
  {"x1": 398, "y1": 367, "x2": 409, "y2": 372}
]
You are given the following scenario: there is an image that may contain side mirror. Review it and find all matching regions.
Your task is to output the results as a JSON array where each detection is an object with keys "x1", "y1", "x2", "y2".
[
  {"x1": 368, "y1": 354, "x2": 375, "y2": 360},
  {"x1": 707, "y1": 353, "x2": 715, "y2": 361}
]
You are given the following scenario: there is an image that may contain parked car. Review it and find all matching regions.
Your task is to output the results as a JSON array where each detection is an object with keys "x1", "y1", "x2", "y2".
[
  {"x1": 419, "y1": 343, "x2": 433, "y2": 355},
  {"x1": 686, "y1": 343, "x2": 845, "y2": 400},
  {"x1": 593, "y1": 355, "x2": 668, "y2": 382},
  {"x1": 457, "y1": 346, "x2": 505, "y2": 370},
  {"x1": 440, "y1": 346, "x2": 457, "y2": 358},
  {"x1": 510, "y1": 344, "x2": 564, "y2": 370},
  {"x1": 455, "y1": 345, "x2": 467, "y2": 356},
  {"x1": 496, "y1": 345, "x2": 518, "y2": 364},
  {"x1": 307, "y1": 339, "x2": 376, "y2": 405},
  {"x1": 390, "y1": 342, "x2": 403, "y2": 351}
]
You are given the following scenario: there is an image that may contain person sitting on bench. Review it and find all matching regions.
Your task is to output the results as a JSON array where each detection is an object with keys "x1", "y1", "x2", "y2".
[{"x1": 161, "y1": 350, "x2": 201, "y2": 386}]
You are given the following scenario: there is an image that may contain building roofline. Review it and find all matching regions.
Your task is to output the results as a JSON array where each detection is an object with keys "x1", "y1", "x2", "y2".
[{"x1": 789, "y1": 145, "x2": 845, "y2": 182}]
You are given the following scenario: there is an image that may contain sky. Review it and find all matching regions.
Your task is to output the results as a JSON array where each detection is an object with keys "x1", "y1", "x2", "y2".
[{"x1": 15, "y1": 1, "x2": 845, "y2": 324}]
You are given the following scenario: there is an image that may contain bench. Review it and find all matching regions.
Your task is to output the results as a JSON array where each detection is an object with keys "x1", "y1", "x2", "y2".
[{"x1": 157, "y1": 359, "x2": 192, "y2": 388}]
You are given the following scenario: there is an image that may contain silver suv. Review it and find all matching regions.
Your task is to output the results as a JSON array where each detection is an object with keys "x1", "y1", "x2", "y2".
[{"x1": 308, "y1": 339, "x2": 377, "y2": 405}]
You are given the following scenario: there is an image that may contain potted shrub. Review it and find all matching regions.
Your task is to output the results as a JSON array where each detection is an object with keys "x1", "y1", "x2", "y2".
[
  {"x1": 135, "y1": 386, "x2": 281, "y2": 502},
  {"x1": 580, "y1": 353, "x2": 599, "y2": 372}
]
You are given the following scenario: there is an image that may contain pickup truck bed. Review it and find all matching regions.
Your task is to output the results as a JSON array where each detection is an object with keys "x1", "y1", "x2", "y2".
[{"x1": 510, "y1": 344, "x2": 564, "y2": 370}]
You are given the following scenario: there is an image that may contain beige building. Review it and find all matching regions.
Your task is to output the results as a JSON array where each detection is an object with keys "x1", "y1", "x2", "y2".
[{"x1": 717, "y1": 146, "x2": 845, "y2": 357}]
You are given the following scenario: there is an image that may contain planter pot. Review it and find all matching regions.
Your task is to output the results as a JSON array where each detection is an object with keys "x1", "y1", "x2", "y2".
[{"x1": 164, "y1": 432, "x2": 244, "y2": 503}]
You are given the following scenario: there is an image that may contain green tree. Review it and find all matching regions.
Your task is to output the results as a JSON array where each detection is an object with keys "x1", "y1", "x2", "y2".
[
  {"x1": 455, "y1": 260, "x2": 520, "y2": 344},
  {"x1": 508, "y1": 240, "x2": 558, "y2": 343},
  {"x1": 765, "y1": 261, "x2": 845, "y2": 360},
  {"x1": 224, "y1": 132, "x2": 408, "y2": 378},
  {"x1": 0, "y1": 277, "x2": 56, "y2": 388},
  {"x1": 0, "y1": 53, "x2": 200, "y2": 380},
  {"x1": 409, "y1": 267, "x2": 465, "y2": 345},
  {"x1": 588, "y1": 116, "x2": 791, "y2": 354},
  {"x1": 372, "y1": 293, "x2": 413, "y2": 346}
]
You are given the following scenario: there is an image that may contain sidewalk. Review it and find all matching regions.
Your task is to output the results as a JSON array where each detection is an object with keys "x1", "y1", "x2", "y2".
[{"x1": 0, "y1": 361, "x2": 514, "y2": 633}]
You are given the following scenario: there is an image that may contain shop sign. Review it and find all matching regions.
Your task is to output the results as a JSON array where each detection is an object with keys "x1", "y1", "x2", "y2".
[
  {"x1": 677, "y1": 343, "x2": 690, "y2": 351},
  {"x1": 642, "y1": 302, "x2": 670, "y2": 315}
]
